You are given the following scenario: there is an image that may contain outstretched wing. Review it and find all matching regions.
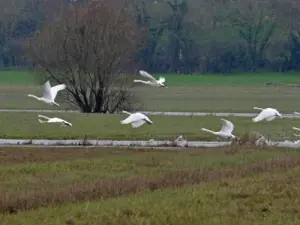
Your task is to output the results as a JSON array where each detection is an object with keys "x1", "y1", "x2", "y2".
[
  {"x1": 253, "y1": 108, "x2": 275, "y2": 122},
  {"x1": 131, "y1": 120, "x2": 146, "y2": 128},
  {"x1": 220, "y1": 118, "x2": 234, "y2": 133},
  {"x1": 139, "y1": 70, "x2": 157, "y2": 82},
  {"x1": 293, "y1": 127, "x2": 300, "y2": 132},
  {"x1": 42, "y1": 81, "x2": 52, "y2": 100},
  {"x1": 120, "y1": 113, "x2": 146, "y2": 125},
  {"x1": 50, "y1": 84, "x2": 66, "y2": 100},
  {"x1": 158, "y1": 77, "x2": 165, "y2": 83}
]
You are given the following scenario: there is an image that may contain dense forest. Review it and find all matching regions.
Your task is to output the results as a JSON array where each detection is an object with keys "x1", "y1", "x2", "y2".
[{"x1": 1, "y1": 0, "x2": 300, "y2": 74}]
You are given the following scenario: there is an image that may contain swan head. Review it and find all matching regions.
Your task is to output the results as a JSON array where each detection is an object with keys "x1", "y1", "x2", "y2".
[
  {"x1": 63, "y1": 121, "x2": 72, "y2": 126},
  {"x1": 275, "y1": 112, "x2": 282, "y2": 118},
  {"x1": 159, "y1": 83, "x2": 166, "y2": 88}
]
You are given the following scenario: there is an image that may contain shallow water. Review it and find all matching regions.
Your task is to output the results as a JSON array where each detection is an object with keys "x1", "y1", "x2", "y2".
[
  {"x1": 0, "y1": 139, "x2": 231, "y2": 148},
  {"x1": 0, "y1": 138, "x2": 299, "y2": 149}
]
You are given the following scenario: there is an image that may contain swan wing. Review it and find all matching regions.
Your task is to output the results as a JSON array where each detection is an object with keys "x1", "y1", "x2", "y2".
[
  {"x1": 121, "y1": 113, "x2": 144, "y2": 124},
  {"x1": 131, "y1": 120, "x2": 146, "y2": 128},
  {"x1": 139, "y1": 70, "x2": 157, "y2": 82},
  {"x1": 253, "y1": 108, "x2": 274, "y2": 122},
  {"x1": 51, "y1": 84, "x2": 66, "y2": 100},
  {"x1": 158, "y1": 77, "x2": 166, "y2": 83},
  {"x1": 293, "y1": 127, "x2": 300, "y2": 131},
  {"x1": 48, "y1": 117, "x2": 64, "y2": 123},
  {"x1": 42, "y1": 81, "x2": 52, "y2": 100},
  {"x1": 220, "y1": 118, "x2": 234, "y2": 133},
  {"x1": 265, "y1": 116, "x2": 276, "y2": 121}
]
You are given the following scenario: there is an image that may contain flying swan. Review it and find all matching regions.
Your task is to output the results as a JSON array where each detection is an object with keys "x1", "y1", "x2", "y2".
[
  {"x1": 293, "y1": 127, "x2": 300, "y2": 137},
  {"x1": 120, "y1": 111, "x2": 153, "y2": 128},
  {"x1": 201, "y1": 118, "x2": 238, "y2": 140},
  {"x1": 133, "y1": 70, "x2": 166, "y2": 87},
  {"x1": 28, "y1": 81, "x2": 66, "y2": 106},
  {"x1": 38, "y1": 114, "x2": 72, "y2": 126},
  {"x1": 252, "y1": 107, "x2": 282, "y2": 122}
]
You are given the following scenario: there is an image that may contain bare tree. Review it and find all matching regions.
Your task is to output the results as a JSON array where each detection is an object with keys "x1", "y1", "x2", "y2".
[
  {"x1": 228, "y1": 0, "x2": 277, "y2": 71},
  {"x1": 26, "y1": 0, "x2": 141, "y2": 113}
]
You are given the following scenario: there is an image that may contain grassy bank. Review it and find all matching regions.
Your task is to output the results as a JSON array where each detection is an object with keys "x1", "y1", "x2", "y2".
[
  {"x1": 0, "y1": 146, "x2": 300, "y2": 224},
  {"x1": 0, "y1": 112, "x2": 298, "y2": 140},
  {"x1": 2, "y1": 70, "x2": 300, "y2": 86},
  {"x1": 0, "y1": 70, "x2": 300, "y2": 112}
]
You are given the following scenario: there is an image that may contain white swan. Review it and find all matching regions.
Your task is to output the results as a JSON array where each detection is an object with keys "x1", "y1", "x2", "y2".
[
  {"x1": 252, "y1": 106, "x2": 282, "y2": 122},
  {"x1": 174, "y1": 135, "x2": 187, "y2": 147},
  {"x1": 133, "y1": 70, "x2": 166, "y2": 87},
  {"x1": 28, "y1": 81, "x2": 66, "y2": 106},
  {"x1": 38, "y1": 114, "x2": 72, "y2": 126},
  {"x1": 201, "y1": 118, "x2": 238, "y2": 140},
  {"x1": 255, "y1": 134, "x2": 273, "y2": 146},
  {"x1": 293, "y1": 127, "x2": 300, "y2": 137},
  {"x1": 120, "y1": 110, "x2": 153, "y2": 128}
]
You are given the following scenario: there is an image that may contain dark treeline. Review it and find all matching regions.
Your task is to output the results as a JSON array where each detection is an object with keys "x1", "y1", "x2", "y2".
[{"x1": 1, "y1": 0, "x2": 300, "y2": 74}]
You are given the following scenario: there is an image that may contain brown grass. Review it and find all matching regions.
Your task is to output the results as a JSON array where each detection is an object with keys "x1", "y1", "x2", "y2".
[
  {"x1": 0, "y1": 147, "x2": 159, "y2": 165},
  {"x1": 0, "y1": 146, "x2": 260, "y2": 165},
  {"x1": 1, "y1": 156, "x2": 300, "y2": 214}
]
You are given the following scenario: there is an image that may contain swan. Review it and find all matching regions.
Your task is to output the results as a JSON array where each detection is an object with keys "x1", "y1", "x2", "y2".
[
  {"x1": 293, "y1": 127, "x2": 300, "y2": 137},
  {"x1": 133, "y1": 70, "x2": 166, "y2": 87},
  {"x1": 174, "y1": 135, "x2": 187, "y2": 147},
  {"x1": 252, "y1": 106, "x2": 282, "y2": 122},
  {"x1": 38, "y1": 114, "x2": 72, "y2": 126},
  {"x1": 255, "y1": 134, "x2": 273, "y2": 146},
  {"x1": 201, "y1": 118, "x2": 238, "y2": 140},
  {"x1": 28, "y1": 81, "x2": 66, "y2": 106},
  {"x1": 120, "y1": 110, "x2": 153, "y2": 128}
]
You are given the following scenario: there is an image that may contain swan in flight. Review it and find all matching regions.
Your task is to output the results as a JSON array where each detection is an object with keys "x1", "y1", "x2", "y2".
[
  {"x1": 293, "y1": 127, "x2": 300, "y2": 137},
  {"x1": 120, "y1": 110, "x2": 153, "y2": 128},
  {"x1": 38, "y1": 114, "x2": 72, "y2": 126},
  {"x1": 133, "y1": 70, "x2": 166, "y2": 87},
  {"x1": 28, "y1": 81, "x2": 66, "y2": 106},
  {"x1": 201, "y1": 118, "x2": 238, "y2": 140},
  {"x1": 252, "y1": 107, "x2": 282, "y2": 122}
]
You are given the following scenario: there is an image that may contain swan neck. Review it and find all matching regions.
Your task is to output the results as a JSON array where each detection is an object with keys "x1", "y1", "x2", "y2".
[{"x1": 202, "y1": 128, "x2": 216, "y2": 134}]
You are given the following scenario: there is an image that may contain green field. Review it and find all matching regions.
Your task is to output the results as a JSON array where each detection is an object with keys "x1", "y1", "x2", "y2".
[
  {"x1": 2, "y1": 70, "x2": 300, "y2": 224},
  {"x1": 1, "y1": 146, "x2": 300, "y2": 224},
  {"x1": 2, "y1": 70, "x2": 300, "y2": 86},
  {"x1": 0, "y1": 70, "x2": 300, "y2": 112},
  {"x1": 0, "y1": 112, "x2": 298, "y2": 141}
]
